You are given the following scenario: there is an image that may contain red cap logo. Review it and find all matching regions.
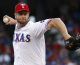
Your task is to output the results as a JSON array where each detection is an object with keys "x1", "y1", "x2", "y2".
[
  {"x1": 15, "y1": 2, "x2": 30, "y2": 12},
  {"x1": 21, "y1": 4, "x2": 25, "y2": 8}
]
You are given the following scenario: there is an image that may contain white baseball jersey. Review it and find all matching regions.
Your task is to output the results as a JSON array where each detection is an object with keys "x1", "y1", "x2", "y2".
[{"x1": 13, "y1": 19, "x2": 51, "y2": 65}]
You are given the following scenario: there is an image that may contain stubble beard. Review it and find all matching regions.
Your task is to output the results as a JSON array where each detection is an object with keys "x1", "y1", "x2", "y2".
[{"x1": 17, "y1": 19, "x2": 28, "y2": 24}]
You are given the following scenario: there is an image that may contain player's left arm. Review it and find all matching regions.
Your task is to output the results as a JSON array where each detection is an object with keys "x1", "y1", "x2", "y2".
[
  {"x1": 47, "y1": 18, "x2": 80, "y2": 51},
  {"x1": 47, "y1": 18, "x2": 71, "y2": 40}
]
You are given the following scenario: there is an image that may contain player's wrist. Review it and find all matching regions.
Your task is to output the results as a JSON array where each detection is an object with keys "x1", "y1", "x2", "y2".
[{"x1": 63, "y1": 33, "x2": 71, "y2": 40}]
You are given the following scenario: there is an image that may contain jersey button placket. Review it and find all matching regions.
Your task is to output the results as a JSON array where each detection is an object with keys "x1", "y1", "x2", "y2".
[
  {"x1": 17, "y1": 49, "x2": 18, "y2": 51},
  {"x1": 18, "y1": 56, "x2": 20, "y2": 59}
]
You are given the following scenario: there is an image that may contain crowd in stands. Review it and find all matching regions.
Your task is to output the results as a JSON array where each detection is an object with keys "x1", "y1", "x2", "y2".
[{"x1": 0, "y1": 21, "x2": 14, "y2": 65}]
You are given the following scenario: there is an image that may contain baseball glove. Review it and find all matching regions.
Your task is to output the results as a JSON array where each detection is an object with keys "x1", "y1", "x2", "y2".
[{"x1": 65, "y1": 34, "x2": 80, "y2": 51}]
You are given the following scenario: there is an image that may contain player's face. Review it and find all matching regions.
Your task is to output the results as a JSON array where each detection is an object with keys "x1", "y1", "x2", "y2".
[{"x1": 14, "y1": 11, "x2": 29, "y2": 24}]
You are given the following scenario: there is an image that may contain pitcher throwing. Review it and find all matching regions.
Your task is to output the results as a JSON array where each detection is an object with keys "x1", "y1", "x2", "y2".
[{"x1": 3, "y1": 2, "x2": 80, "y2": 65}]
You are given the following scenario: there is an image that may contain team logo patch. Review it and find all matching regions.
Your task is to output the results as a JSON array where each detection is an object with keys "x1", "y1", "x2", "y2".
[{"x1": 40, "y1": 20, "x2": 45, "y2": 23}]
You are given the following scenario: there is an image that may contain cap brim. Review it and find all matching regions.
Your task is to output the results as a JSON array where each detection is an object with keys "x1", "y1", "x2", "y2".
[{"x1": 15, "y1": 9, "x2": 30, "y2": 12}]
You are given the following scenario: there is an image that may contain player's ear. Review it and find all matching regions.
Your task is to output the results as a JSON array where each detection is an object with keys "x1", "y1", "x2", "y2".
[
  {"x1": 27, "y1": 12, "x2": 30, "y2": 16},
  {"x1": 14, "y1": 12, "x2": 16, "y2": 19}
]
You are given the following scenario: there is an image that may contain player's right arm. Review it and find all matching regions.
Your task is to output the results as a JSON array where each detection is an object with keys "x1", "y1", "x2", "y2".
[{"x1": 3, "y1": 15, "x2": 17, "y2": 25}]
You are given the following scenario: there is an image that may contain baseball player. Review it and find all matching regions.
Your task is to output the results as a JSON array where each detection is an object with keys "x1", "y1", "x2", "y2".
[{"x1": 3, "y1": 2, "x2": 80, "y2": 65}]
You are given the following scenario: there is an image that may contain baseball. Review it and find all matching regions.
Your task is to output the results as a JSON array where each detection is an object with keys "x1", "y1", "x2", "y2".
[{"x1": 3, "y1": 18, "x2": 9, "y2": 23}]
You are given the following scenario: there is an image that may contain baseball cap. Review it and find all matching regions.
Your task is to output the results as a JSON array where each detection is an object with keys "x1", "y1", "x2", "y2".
[{"x1": 15, "y1": 2, "x2": 30, "y2": 12}]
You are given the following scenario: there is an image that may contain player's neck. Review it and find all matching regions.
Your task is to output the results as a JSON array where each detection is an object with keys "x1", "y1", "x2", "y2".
[{"x1": 17, "y1": 20, "x2": 29, "y2": 29}]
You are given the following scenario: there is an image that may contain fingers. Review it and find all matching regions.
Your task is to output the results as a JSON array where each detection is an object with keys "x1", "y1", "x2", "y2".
[
  {"x1": 3, "y1": 15, "x2": 10, "y2": 23},
  {"x1": 3, "y1": 15, "x2": 9, "y2": 19},
  {"x1": 3, "y1": 15, "x2": 16, "y2": 25},
  {"x1": 6, "y1": 22, "x2": 10, "y2": 25}
]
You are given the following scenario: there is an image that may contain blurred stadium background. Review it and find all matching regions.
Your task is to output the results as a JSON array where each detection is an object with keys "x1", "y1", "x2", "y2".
[{"x1": 0, "y1": 0, "x2": 80, "y2": 65}]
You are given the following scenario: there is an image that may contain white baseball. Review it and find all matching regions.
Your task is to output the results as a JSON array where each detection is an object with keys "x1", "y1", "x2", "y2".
[{"x1": 3, "y1": 18, "x2": 9, "y2": 23}]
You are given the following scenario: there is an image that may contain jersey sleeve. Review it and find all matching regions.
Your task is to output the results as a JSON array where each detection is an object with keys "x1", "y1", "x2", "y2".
[{"x1": 33, "y1": 19, "x2": 52, "y2": 37}]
